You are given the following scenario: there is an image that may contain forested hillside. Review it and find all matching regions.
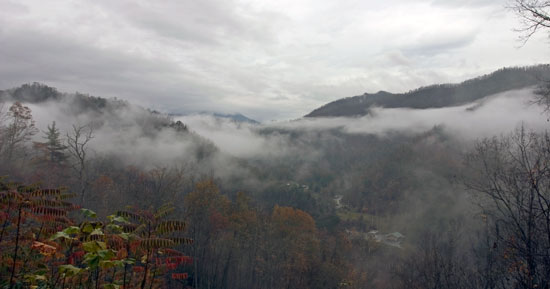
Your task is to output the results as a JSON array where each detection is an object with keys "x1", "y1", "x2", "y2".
[
  {"x1": 306, "y1": 65, "x2": 550, "y2": 117},
  {"x1": 1, "y1": 77, "x2": 550, "y2": 288}
]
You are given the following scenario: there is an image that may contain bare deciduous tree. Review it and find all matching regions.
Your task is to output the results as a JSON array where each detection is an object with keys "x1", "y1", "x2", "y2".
[
  {"x1": 66, "y1": 123, "x2": 94, "y2": 205},
  {"x1": 510, "y1": 0, "x2": 550, "y2": 43},
  {"x1": 466, "y1": 127, "x2": 550, "y2": 288},
  {"x1": 0, "y1": 102, "x2": 38, "y2": 163},
  {"x1": 509, "y1": 1, "x2": 550, "y2": 111}
]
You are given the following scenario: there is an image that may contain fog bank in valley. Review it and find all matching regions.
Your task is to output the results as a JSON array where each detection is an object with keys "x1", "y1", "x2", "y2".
[{"x1": 174, "y1": 88, "x2": 547, "y2": 160}]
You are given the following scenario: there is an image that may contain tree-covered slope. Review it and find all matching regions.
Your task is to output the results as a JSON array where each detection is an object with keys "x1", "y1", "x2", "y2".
[{"x1": 306, "y1": 65, "x2": 550, "y2": 117}]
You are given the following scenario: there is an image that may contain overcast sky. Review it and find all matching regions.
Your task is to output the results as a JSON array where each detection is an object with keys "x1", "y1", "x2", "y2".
[{"x1": 0, "y1": 0, "x2": 548, "y2": 121}]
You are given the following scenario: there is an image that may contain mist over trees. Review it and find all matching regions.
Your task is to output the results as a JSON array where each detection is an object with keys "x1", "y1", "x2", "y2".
[
  {"x1": 306, "y1": 65, "x2": 550, "y2": 117},
  {"x1": 1, "y1": 63, "x2": 550, "y2": 289}
]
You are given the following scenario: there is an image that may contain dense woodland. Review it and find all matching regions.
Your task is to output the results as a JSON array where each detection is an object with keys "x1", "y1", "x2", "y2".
[{"x1": 1, "y1": 75, "x2": 550, "y2": 289}]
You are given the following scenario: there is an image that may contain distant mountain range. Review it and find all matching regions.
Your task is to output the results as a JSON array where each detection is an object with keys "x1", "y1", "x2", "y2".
[
  {"x1": 0, "y1": 83, "x2": 258, "y2": 125},
  {"x1": 168, "y1": 112, "x2": 259, "y2": 124},
  {"x1": 212, "y1": 113, "x2": 259, "y2": 124},
  {"x1": 306, "y1": 65, "x2": 550, "y2": 118},
  {"x1": 3, "y1": 65, "x2": 549, "y2": 123}
]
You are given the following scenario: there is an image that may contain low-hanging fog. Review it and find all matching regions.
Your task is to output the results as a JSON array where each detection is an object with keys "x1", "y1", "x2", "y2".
[
  {"x1": 7, "y1": 85, "x2": 542, "y2": 177},
  {"x1": 3, "y1": 0, "x2": 550, "y2": 287},
  {"x1": 2, "y1": 81, "x2": 550, "y2": 288},
  {"x1": 10, "y1": 86, "x2": 545, "y2": 189},
  {"x1": 175, "y1": 87, "x2": 547, "y2": 157},
  {"x1": 1, "y1": 84, "x2": 541, "y2": 226}
]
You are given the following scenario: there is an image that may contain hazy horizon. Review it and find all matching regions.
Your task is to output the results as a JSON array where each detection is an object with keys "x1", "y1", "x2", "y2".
[{"x1": 1, "y1": 0, "x2": 549, "y2": 121}]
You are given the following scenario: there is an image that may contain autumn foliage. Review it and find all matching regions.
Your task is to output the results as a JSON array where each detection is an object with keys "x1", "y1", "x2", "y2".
[{"x1": 0, "y1": 179, "x2": 193, "y2": 289}]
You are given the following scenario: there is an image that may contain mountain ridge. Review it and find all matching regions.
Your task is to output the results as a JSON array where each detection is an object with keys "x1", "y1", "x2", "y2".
[{"x1": 306, "y1": 65, "x2": 550, "y2": 118}]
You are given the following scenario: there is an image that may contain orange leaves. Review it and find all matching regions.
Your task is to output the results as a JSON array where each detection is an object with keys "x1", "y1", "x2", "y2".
[
  {"x1": 31, "y1": 241, "x2": 57, "y2": 256},
  {"x1": 116, "y1": 248, "x2": 128, "y2": 259},
  {"x1": 272, "y1": 205, "x2": 317, "y2": 235},
  {"x1": 184, "y1": 180, "x2": 230, "y2": 217}
]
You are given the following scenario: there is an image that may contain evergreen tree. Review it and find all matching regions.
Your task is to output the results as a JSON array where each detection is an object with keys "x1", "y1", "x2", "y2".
[{"x1": 41, "y1": 121, "x2": 67, "y2": 163}]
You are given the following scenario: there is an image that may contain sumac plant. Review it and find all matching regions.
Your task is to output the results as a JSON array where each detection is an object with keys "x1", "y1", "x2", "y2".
[
  {"x1": 0, "y1": 180, "x2": 77, "y2": 288},
  {"x1": 0, "y1": 179, "x2": 193, "y2": 289},
  {"x1": 117, "y1": 204, "x2": 194, "y2": 289}
]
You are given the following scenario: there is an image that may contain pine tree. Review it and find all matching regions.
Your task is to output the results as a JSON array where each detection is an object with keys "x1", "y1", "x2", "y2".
[{"x1": 41, "y1": 121, "x2": 67, "y2": 164}]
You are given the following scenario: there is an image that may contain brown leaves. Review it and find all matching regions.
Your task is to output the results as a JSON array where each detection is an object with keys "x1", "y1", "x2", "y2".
[
  {"x1": 31, "y1": 206, "x2": 67, "y2": 217},
  {"x1": 140, "y1": 238, "x2": 176, "y2": 249},
  {"x1": 272, "y1": 205, "x2": 317, "y2": 235},
  {"x1": 29, "y1": 189, "x2": 62, "y2": 197},
  {"x1": 169, "y1": 237, "x2": 194, "y2": 245},
  {"x1": 155, "y1": 220, "x2": 187, "y2": 234},
  {"x1": 116, "y1": 210, "x2": 145, "y2": 223}
]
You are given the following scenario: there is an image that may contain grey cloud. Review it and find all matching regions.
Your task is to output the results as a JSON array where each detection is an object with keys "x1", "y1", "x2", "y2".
[
  {"x1": 0, "y1": 27, "x2": 266, "y2": 117},
  {"x1": 94, "y1": 0, "x2": 279, "y2": 46},
  {"x1": 402, "y1": 30, "x2": 478, "y2": 57},
  {"x1": 1, "y1": 0, "x2": 29, "y2": 14},
  {"x1": 430, "y1": 0, "x2": 501, "y2": 8},
  {"x1": 0, "y1": 0, "x2": 547, "y2": 122}
]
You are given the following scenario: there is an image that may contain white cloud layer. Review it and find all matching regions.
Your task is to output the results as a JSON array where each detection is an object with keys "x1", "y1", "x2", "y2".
[
  {"x1": 177, "y1": 89, "x2": 549, "y2": 158},
  {"x1": 272, "y1": 88, "x2": 549, "y2": 137},
  {"x1": 0, "y1": 0, "x2": 548, "y2": 121}
]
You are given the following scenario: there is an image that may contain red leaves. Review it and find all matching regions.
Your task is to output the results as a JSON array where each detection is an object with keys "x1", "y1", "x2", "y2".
[
  {"x1": 0, "y1": 211, "x2": 8, "y2": 222},
  {"x1": 72, "y1": 250, "x2": 85, "y2": 259},
  {"x1": 171, "y1": 273, "x2": 188, "y2": 279},
  {"x1": 168, "y1": 256, "x2": 193, "y2": 265},
  {"x1": 133, "y1": 266, "x2": 145, "y2": 272},
  {"x1": 129, "y1": 240, "x2": 141, "y2": 253},
  {"x1": 163, "y1": 248, "x2": 186, "y2": 256},
  {"x1": 67, "y1": 251, "x2": 85, "y2": 264},
  {"x1": 107, "y1": 235, "x2": 125, "y2": 250},
  {"x1": 154, "y1": 255, "x2": 193, "y2": 267}
]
